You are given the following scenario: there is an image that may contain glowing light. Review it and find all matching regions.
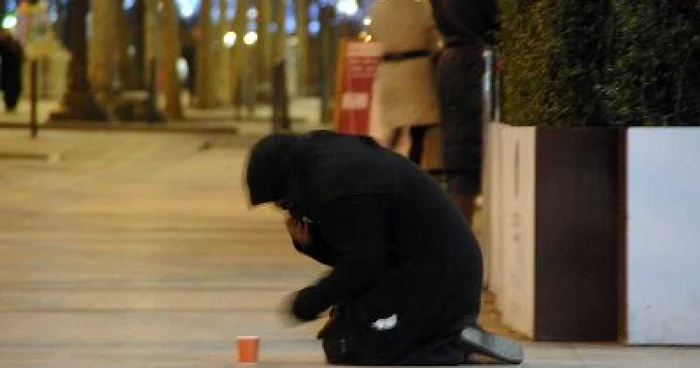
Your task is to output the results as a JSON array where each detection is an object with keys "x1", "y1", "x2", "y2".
[
  {"x1": 309, "y1": 20, "x2": 320, "y2": 34},
  {"x1": 243, "y1": 31, "x2": 258, "y2": 46},
  {"x1": 176, "y1": 0, "x2": 198, "y2": 18},
  {"x1": 223, "y1": 31, "x2": 237, "y2": 48},
  {"x1": 2, "y1": 15, "x2": 17, "y2": 29},
  {"x1": 246, "y1": 7, "x2": 258, "y2": 20},
  {"x1": 363, "y1": 17, "x2": 371, "y2": 26},
  {"x1": 336, "y1": 0, "x2": 358, "y2": 16}
]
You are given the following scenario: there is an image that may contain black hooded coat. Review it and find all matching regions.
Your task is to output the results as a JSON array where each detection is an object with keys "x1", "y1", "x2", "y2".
[
  {"x1": 429, "y1": 0, "x2": 500, "y2": 196},
  {"x1": 246, "y1": 131, "x2": 483, "y2": 365}
]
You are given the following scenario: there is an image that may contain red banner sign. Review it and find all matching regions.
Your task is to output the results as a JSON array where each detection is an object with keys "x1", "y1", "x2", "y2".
[{"x1": 335, "y1": 40, "x2": 382, "y2": 136}]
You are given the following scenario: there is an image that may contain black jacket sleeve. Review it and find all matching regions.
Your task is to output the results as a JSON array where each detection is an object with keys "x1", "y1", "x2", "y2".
[{"x1": 290, "y1": 195, "x2": 391, "y2": 321}]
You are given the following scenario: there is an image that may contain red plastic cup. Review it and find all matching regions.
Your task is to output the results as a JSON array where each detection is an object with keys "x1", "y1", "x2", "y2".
[{"x1": 237, "y1": 336, "x2": 260, "y2": 364}]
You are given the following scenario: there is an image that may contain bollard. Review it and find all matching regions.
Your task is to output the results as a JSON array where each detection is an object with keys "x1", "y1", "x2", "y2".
[{"x1": 30, "y1": 60, "x2": 38, "y2": 139}]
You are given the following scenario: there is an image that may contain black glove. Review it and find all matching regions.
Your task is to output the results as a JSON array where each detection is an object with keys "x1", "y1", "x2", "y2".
[{"x1": 290, "y1": 286, "x2": 326, "y2": 322}]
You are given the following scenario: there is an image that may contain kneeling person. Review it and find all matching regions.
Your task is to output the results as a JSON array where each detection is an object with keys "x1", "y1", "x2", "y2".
[{"x1": 245, "y1": 131, "x2": 523, "y2": 365}]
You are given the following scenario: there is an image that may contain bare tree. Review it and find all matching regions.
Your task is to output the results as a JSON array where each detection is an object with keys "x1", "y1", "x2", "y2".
[
  {"x1": 195, "y1": 0, "x2": 217, "y2": 108},
  {"x1": 50, "y1": 0, "x2": 107, "y2": 121},
  {"x1": 272, "y1": 0, "x2": 286, "y2": 64},
  {"x1": 89, "y1": 0, "x2": 119, "y2": 106},
  {"x1": 215, "y1": 0, "x2": 233, "y2": 104},
  {"x1": 229, "y1": 0, "x2": 248, "y2": 104},
  {"x1": 259, "y1": 0, "x2": 273, "y2": 83},
  {"x1": 115, "y1": 2, "x2": 135, "y2": 90},
  {"x1": 144, "y1": 0, "x2": 161, "y2": 88},
  {"x1": 161, "y1": 0, "x2": 183, "y2": 119},
  {"x1": 295, "y1": 0, "x2": 310, "y2": 96}
]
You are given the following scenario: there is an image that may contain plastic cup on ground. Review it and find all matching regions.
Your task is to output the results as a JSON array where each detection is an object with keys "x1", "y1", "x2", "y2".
[{"x1": 237, "y1": 336, "x2": 260, "y2": 364}]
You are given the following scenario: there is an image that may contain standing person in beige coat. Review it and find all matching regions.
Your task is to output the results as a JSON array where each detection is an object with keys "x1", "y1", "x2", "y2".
[{"x1": 369, "y1": 0, "x2": 441, "y2": 165}]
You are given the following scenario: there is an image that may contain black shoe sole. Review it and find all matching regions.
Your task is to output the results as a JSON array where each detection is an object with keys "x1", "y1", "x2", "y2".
[{"x1": 460, "y1": 326, "x2": 524, "y2": 365}]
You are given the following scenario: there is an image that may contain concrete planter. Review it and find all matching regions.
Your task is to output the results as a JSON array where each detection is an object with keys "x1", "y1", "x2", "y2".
[
  {"x1": 623, "y1": 127, "x2": 700, "y2": 345},
  {"x1": 485, "y1": 122, "x2": 622, "y2": 341}
]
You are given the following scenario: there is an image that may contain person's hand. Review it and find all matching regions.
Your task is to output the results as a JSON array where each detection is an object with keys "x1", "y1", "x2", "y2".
[
  {"x1": 285, "y1": 217, "x2": 310, "y2": 245},
  {"x1": 277, "y1": 287, "x2": 323, "y2": 326},
  {"x1": 291, "y1": 286, "x2": 323, "y2": 322},
  {"x1": 277, "y1": 292, "x2": 304, "y2": 328}
]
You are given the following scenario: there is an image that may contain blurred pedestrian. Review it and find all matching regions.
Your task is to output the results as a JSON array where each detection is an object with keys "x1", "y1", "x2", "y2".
[
  {"x1": 245, "y1": 130, "x2": 523, "y2": 365},
  {"x1": 0, "y1": 30, "x2": 25, "y2": 112},
  {"x1": 429, "y1": 0, "x2": 500, "y2": 225},
  {"x1": 369, "y1": 0, "x2": 441, "y2": 165}
]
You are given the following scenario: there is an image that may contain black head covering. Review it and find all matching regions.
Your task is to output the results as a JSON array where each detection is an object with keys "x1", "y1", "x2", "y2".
[{"x1": 245, "y1": 133, "x2": 300, "y2": 206}]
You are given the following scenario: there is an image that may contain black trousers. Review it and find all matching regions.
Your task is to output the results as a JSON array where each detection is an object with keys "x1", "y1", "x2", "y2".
[
  {"x1": 436, "y1": 46, "x2": 485, "y2": 196},
  {"x1": 319, "y1": 264, "x2": 473, "y2": 366},
  {"x1": 389, "y1": 125, "x2": 435, "y2": 165}
]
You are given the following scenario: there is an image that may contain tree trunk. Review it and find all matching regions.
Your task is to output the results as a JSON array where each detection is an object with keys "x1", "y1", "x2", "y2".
[
  {"x1": 115, "y1": 3, "x2": 133, "y2": 91},
  {"x1": 129, "y1": 0, "x2": 147, "y2": 90},
  {"x1": 259, "y1": 0, "x2": 273, "y2": 83},
  {"x1": 144, "y1": 0, "x2": 161, "y2": 88},
  {"x1": 215, "y1": 0, "x2": 232, "y2": 104},
  {"x1": 49, "y1": 0, "x2": 107, "y2": 122},
  {"x1": 273, "y1": 0, "x2": 286, "y2": 64},
  {"x1": 229, "y1": 0, "x2": 248, "y2": 105},
  {"x1": 89, "y1": 0, "x2": 118, "y2": 105},
  {"x1": 319, "y1": 4, "x2": 335, "y2": 124},
  {"x1": 161, "y1": 0, "x2": 183, "y2": 119},
  {"x1": 195, "y1": 0, "x2": 217, "y2": 108},
  {"x1": 295, "y1": 0, "x2": 310, "y2": 96}
]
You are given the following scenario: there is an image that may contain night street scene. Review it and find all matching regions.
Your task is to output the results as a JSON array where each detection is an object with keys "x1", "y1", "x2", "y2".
[{"x1": 0, "y1": 0, "x2": 699, "y2": 367}]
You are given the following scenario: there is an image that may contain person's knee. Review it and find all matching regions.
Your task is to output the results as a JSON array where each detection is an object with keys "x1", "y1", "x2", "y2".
[{"x1": 322, "y1": 335, "x2": 396, "y2": 366}]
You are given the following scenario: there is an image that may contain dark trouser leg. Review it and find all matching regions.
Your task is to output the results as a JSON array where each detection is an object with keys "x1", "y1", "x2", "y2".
[
  {"x1": 436, "y1": 48, "x2": 485, "y2": 228},
  {"x1": 322, "y1": 315, "x2": 466, "y2": 366},
  {"x1": 320, "y1": 266, "x2": 469, "y2": 366},
  {"x1": 5, "y1": 91, "x2": 19, "y2": 111},
  {"x1": 452, "y1": 192, "x2": 477, "y2": 227},
  {"x1": 408, "y1": 126, "x2": 429, "y2": 165}
]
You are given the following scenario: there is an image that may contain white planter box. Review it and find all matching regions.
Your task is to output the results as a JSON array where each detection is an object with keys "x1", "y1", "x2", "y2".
[
  {"x1": 625, "y1": 128, "x2": 700, "y2": 345},
  {"x1": 485, "y1": 122, "x2": 537, "y2": 337}
]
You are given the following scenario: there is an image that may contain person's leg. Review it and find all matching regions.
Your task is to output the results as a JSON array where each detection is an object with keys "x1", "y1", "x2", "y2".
[
  {"x1": 5, "y1": 91, "x2": 19, "y2": 111},
  {"x1": 320, "y1": 264, "x2": 469, "y2": 366},
  {"x1": 408, "y1": 125, "x2": 429, "y2": 165},
  {"x1": 449, "y1": 177, "x2": 480, "y2": 227},
  {"x1": 437, "y1": 48, "x2": 485, "y2": 228}
]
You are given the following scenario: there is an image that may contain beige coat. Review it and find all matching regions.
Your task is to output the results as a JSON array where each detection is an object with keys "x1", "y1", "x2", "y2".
[{"x1": 370, "y1": 0, "x2": 441, "y2": 130}]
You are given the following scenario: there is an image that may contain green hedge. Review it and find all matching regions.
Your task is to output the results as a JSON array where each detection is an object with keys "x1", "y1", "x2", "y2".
[
  {"x1": 500, "y1": 0, "x2": 700, "y2": 126},
  {"x1": 607, "y1": 1, "x2": 700, "y2": 126}
]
